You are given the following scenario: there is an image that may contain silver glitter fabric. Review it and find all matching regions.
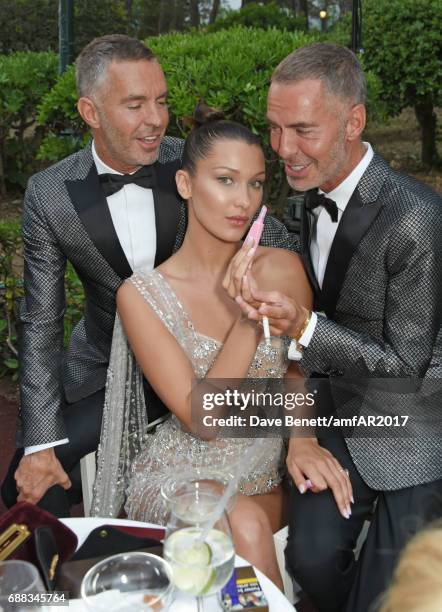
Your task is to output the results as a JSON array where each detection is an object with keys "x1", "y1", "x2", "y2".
[
  {"x1": 92, "y1": 269, "x2": 290, "y2": 522},
  {"x1": 301, "y1": 153, "x2": 442, "y2": 490}
]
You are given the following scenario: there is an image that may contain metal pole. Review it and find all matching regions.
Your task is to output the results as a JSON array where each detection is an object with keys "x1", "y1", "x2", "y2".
[
  {"x1": 351, "y1": 0, "x2": 362, "y2": 53},
  {"x1": 59, "y1": 0, "x2": 74, "y2": 74}
]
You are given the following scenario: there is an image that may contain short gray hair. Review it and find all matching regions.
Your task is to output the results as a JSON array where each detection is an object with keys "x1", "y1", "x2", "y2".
[
  {"x1": 76, "y1": 34, "x2": 156, "y2": 98},
  {"x1": 272, "y1": 42, "x2": 366, "y2": 105}
]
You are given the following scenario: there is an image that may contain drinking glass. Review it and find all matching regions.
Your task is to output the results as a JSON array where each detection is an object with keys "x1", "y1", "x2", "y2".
[
  {"x1": 0, "y1": 560, "x2": 46, "y2": 612},
  {"x1": 163, "y1": 478, "x2": 236, "y2": 612},
  {"x1": 81, "y1": 551, "x2": 174, "y2": 611}
]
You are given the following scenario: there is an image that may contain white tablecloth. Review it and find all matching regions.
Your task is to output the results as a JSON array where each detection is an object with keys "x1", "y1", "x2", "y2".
[{"x1": 48, "y1": 517, "x2": 295, "y2": 611}]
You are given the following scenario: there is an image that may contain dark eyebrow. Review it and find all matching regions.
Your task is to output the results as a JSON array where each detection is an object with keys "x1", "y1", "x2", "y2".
[
  {"x1": 213, "y1": 166, "x2": 266, "y2": 176},
  {"x1": 213, "y1": 166, "x2": 239, "y2": 172},
  {"x1": 289, "y1": 122, "x2": 317, "y2": 129},
  {"x1": 121, "y1": 94, "x2": 146, "y2": 103},
  {"x1": 120, "y1": 90, "x2": 169, "y2": 104}
]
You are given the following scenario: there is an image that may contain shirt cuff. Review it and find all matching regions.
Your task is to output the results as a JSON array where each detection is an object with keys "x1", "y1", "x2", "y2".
[
  {"x1": 24, "y1": 439, "x2": 69, "y2": 456},
  {"x1": 287, "y1": 311, "x2": 318, "y2": 361},
  {"x1": 287, "y1": 340, "x2": 303, "y2": 361},
  {"x1": 298, "y1": 311, "x2": 318, "y2": 347}
]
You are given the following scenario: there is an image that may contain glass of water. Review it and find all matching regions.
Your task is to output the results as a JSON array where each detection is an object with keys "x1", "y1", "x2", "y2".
[
  {"x1": 163, "y1": 479, "x2": 235, "y2": 611},
  {"x1": 0, "y1": 560, "x2": 46, "y2": 612}
]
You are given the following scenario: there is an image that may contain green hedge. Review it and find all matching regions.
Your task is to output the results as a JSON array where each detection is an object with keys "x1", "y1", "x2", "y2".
[
  {"x1": 0, "y1": 51, "x2": 58, "y2": 195},
  {"x1": 36, "y1": 64, "x2": 89, "y2": 164},
  {"x1": 0, "y1": 220, "x2": 84, "y2": 379},
  {"x1": 0, "y1": 219, "x2": 22, "y2": 377}
]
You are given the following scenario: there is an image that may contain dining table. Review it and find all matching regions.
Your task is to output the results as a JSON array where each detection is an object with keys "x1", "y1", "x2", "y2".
[{"x1": 42, "y1": 516, "x2": 296, "y2": 611}]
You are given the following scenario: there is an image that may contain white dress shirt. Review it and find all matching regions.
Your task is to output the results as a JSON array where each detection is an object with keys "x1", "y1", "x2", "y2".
[
  {"x1": 25, "y1": 143, "x2": 157, "y2": 454},
  {"x1": 288, "y1": 143, "x2": 374, "y2": 361}
]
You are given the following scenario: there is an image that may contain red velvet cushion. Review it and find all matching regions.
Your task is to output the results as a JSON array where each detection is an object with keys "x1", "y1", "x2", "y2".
[{"x1": 0, "y1": 501, "x2": 77, "y2": 564}]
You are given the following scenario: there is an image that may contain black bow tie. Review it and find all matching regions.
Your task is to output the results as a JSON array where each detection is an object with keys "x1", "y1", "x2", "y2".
[
  {"x1": 305, "y1": 189, "x2": 338, "y2": 223},
  {"x1": 99, "y1": 165, "x2": 156, "y2": 197}
]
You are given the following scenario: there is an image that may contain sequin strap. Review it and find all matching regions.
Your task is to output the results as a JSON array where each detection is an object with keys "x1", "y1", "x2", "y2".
[{"x1": 129, "y1": 270, "x2": 202, "y2": 363}]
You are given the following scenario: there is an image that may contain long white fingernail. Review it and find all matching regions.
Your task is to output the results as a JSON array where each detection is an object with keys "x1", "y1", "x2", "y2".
[{"x1": 298, "y1": 484, "x2": 306, "y2": 494}]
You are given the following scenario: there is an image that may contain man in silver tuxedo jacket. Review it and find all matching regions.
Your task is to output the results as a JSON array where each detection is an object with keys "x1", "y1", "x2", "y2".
[
  {"x1": 1, "y1": 34, "x2": 297, "y2": 516},
  {"x1": 236, "y1": 43, "x2": 442, "y2": 612}
]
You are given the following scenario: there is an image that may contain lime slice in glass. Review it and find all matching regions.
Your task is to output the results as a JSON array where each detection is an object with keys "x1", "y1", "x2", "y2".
[
  {"x1": 171, "y1": 539, "x2": 216, "y2": 594},
  {"x1": 172, "y1": 565, "x2": 215, "y2": 595}
]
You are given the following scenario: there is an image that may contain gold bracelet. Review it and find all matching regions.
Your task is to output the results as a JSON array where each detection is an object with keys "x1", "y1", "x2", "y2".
[{"x1": 294, "y1": 310, "x2": 312, "y2": 342}]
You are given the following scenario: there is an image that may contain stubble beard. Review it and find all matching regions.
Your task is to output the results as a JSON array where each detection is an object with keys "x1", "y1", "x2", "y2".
[
  {"x1": 97, "y1": 110, "x2": 161, "y2": 170},
  {"x1": 316, "y1": 137, "x2": 347, "y2": 192},
  {"x1": 287, "y1": 127, "x2": 348, "y2": 193}
]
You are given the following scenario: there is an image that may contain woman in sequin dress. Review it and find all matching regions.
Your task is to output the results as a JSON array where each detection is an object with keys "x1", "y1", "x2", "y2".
[{"x1": 96, "y1": 108, "x2": 312, "y2": 588}]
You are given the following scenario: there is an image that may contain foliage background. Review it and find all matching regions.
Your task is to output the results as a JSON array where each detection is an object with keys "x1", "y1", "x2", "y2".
[
  {"x1": 331, "y1": 0, "x2": 441, "y2": 165},
  {"x1": 0, "y1": 52, "x2": 58, "y2": 196}
]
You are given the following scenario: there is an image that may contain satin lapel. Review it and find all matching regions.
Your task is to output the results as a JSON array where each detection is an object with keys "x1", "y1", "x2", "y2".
[
  {"x1": 65, "y1": 164, "x2": 132, "y2": 279},
  {"x1": 321, "y1": 188, "x2": 384, "y2": 317},
  {"x1": 153, "y1": 159, "x2": 183, "y2": 267},
  {"x1": 300, "y1": 206, "x2": 321, "y2": 300}
]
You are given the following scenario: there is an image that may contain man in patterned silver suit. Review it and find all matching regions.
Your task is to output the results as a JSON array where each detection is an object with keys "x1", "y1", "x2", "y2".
[
  {"x1": 236, "y1": 43, "x2": 442, "y2": 611},
  {"x1": 1, "y1": 34, "x2": 297, "y2": 516}
]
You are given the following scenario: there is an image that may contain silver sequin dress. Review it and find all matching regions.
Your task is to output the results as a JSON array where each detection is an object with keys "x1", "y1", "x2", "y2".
[{"x1": 91, "y1": 270, "x2": 290, "y2": 523}]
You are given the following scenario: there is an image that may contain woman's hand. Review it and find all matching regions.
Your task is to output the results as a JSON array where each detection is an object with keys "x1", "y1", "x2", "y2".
[
  {"x1": 286, "y1": 437, "x2": 354, "y2": 520},
  {"x1": 236, "y1": 280, "x2": 309, "y2": 339},
  {"x1": 222, "y1": 238, "x2": 257, "y2": 300}
]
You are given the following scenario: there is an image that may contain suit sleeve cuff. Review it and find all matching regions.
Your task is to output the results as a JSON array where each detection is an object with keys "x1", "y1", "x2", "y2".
[{"x1": 24, "y1": 438, "x2": 69, "y2": 455}]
